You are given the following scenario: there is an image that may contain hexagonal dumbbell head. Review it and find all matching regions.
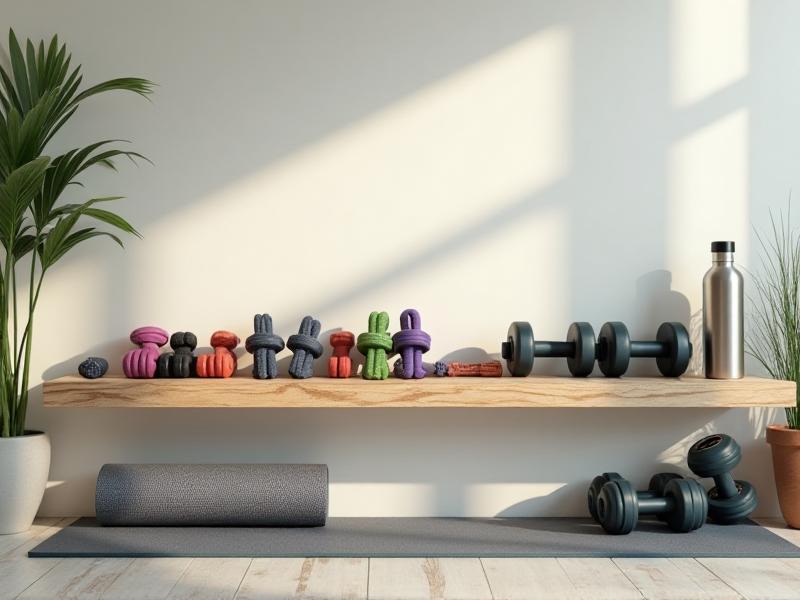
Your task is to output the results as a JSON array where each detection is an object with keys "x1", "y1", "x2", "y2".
[
  {"x1": 122, "y1": 326, "x2": 169, "y2": 378},
  {"x1": 156, "y1": 331, "x2": 197, "y2": 378},
  {"x1": 196, "y1": 330, "x2": 240, "y2": 378}
]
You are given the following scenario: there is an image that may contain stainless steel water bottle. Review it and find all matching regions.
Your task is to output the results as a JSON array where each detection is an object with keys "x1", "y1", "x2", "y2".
[{"x1": 703, "y1": 241, "x2": 744, "y2": 378}]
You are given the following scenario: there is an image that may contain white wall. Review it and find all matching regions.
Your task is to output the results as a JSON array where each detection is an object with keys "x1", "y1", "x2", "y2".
[{"x1": 3, "y1": 0, "x2": 799, "y2": 517}]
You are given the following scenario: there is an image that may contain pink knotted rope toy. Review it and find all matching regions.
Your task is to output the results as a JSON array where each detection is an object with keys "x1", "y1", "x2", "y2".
[{"x1": 122, "y1": 326, "x2": 169, "y2": 378}]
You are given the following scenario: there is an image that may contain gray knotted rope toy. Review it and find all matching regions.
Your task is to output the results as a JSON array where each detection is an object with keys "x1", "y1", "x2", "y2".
[
  {"x1": 245, "y1": 314, "x2": 285, "y2": 379},
  {"x1": 287, "y1": 316, "x2": 322, "y2": 379}
]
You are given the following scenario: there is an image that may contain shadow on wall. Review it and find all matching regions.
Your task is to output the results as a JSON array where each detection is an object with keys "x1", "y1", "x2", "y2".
[
  {"x1": 635, "y1": 270, "x2": 692, "y2": 330},
  {"x1": 626, "y1": 270, "x2": 692, "y2": 377}
]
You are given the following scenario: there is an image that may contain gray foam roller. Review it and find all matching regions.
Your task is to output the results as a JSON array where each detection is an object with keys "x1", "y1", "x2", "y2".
[{"x1": 95, "y1": 464, "x2": 328, "y2": 527}]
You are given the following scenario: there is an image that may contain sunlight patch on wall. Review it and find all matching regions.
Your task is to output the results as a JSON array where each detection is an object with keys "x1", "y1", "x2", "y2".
[
  {"x1": 139, "y1": 26, "x2": 572, "y2": 327},
  {"x1": 31, "y1": 257, "x2": 109, "y2": 361},
  {"x1": 666, "y1": 109, "x2": 749, "y2": 316},
  {"x1": 656, "y1": 424, "x2": 720, "y2": 468},
  {"x1": 330, "y1": 483, "x2": 436, "y2": 517},
  {"x1": 671, "y1": 0, "x2": 748, "y2": 107}
]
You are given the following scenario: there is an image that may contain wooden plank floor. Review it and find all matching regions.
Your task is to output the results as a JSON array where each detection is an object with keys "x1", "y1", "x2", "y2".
[{"x1": 4, "y1": 518, "x2": 800, "y2": 599}]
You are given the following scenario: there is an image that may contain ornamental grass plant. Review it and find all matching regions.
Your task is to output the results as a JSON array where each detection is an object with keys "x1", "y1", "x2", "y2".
[{"x1": 748, "y1": 207, "x2": 800, "y2": 428}]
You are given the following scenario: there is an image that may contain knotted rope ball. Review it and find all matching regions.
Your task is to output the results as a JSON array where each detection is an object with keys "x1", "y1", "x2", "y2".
[
  {"x1": 245, "y1": 314, "x2": 285, "y2": 379},
  {"x1": 196, "y1": 330, "x2": 239, "y2": 378},
  {"x1": 79, "y1": 357, "x2": 108, "y2": 379},
  {"x1": 391, "y1": 309, "x2": 430, "y2": 379},
  {"x1": 122, "y1": 326, "x2": 169, "y2": 378},
  {"x1": 287, "y1": 316, "x2": 322, "y2": 379},
  {"x1": 433, "y1": 361, "x2": 448, "y2": 377},
  {"x1": 393, "y1": 357, "x2": 406, "y2": 378},
  {"x1": 357, "y1": 311, "x2": 392, "y2": 380},
  {"x1": 156, "y1": 331, "x2": 197, "y2": 378},
  {"x1": 328, "y1": 331, "x2": 355, "y2": 378}
]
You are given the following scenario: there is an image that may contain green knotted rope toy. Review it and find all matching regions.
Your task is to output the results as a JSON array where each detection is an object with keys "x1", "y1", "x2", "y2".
[{"x1": 357, "y1": 311, "x2": 392, "y2": 380}]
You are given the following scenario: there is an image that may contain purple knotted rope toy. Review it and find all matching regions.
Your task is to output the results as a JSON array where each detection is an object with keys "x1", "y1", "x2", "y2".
[{"x1": 391, "y1": 309, "x2": 431, "y2": 379}]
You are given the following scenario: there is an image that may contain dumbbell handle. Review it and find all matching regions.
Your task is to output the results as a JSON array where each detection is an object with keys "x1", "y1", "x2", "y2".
[
  {"x1": 630, "y1": 341, "x2": 669, "y2": 358},
  {"x1": 638, "y1": 495, "x2": 676, "y2": 514},
  {"x1": 501, "y1": 340, "x2": 578, "y2": 361},
  {"x1": 534, "y1": 341, "x2": 574, "y2": 357},
  {"x1": 713, "y1": 472, "x2": 739, "y2": 498}
]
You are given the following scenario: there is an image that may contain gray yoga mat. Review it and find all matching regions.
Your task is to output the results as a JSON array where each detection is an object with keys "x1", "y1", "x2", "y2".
[
  {"x1": 28, "y1": 517, "x2": 800, "y2": 558},
  {"x1": 95, "y1": 464, "x2": 328, "y2": 526}
]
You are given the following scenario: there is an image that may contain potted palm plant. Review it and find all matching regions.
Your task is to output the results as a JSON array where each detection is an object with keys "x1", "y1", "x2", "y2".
[
  {"x1": 0, "y1": 29, "x2": 152, "y2": 533},
  {"x1": 749, "y1": 209, "x2": 800, "y2": 528}
]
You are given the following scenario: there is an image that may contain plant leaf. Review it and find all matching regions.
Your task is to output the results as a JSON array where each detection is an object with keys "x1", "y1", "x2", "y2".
[
  {"x1": 0, "y1": 157, "x2": 49, "y2": 248},
  {"x1": 82, "y1": 207, "x2": 141, "y2": 238},
  {"x1": 7, "y1": 30, "x2": 31, "y2": 113},
  {"x1": 71, "y1": 77, "x2": 155, "y2": 105}
]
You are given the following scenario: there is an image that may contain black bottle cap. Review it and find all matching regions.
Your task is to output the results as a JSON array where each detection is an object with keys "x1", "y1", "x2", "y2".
[{"x1": 711, "y1": 241, "x2": 735, "y2": 252}]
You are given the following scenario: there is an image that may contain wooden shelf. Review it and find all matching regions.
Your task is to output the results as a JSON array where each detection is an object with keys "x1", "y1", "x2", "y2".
[{"x1": 42, "y1": 375, "x2": 795, "y2": 408}]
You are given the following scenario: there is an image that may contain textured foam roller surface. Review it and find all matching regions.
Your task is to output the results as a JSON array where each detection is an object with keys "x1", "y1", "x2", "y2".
[
  {"x1": 29, "y1": 517, "x2": 800, "y2": 558},
  {"x1": 95, "y1": 464, "x2": 328, "y2": 526}
]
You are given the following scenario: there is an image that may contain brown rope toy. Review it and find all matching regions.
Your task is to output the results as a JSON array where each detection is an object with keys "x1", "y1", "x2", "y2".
[{"x1": 446, "y1": 361, "x2": 503, "y2": 377}]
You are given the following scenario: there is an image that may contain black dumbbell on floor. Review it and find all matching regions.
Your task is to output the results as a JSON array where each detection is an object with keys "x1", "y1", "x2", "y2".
[
  {"x1": 596, "y1": 321, "x2": 692, "y2": 377},
  {"x1": 595, "y1": 476, "x2": 708, "y2": 535},
  {"x1": 502, "y1": 322, "x2": 596, "y2": 377},
  {"x1": 588, "y1": 472, "x2": 684, "y2": 523},
  {"x1": 687, "y1": 434, "x2": 758, "y2": 524}
]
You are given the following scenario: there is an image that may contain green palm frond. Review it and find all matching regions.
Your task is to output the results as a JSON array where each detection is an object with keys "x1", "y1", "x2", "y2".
[{"x1": 0, "y1": 28, "x2": 153, "y2": 436}]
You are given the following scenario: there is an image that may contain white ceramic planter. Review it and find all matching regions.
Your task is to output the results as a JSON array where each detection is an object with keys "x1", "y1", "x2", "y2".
[{"x1": 0, "y1": 431, "x2": 50, "y2": 534}]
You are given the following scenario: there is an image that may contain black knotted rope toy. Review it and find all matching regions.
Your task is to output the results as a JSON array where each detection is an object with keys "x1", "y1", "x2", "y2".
[
  {"x1": 156, "y1": 331, "x2": 197, "y2": 378},
  {"x1": 245, "y1": 314, "x2": 285, "y2": 379},
  {"x1": 287, "y1": 316, "x2": 322, "y2": 379}
]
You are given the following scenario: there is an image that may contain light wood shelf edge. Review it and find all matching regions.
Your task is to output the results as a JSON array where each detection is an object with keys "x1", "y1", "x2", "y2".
[{"x1": 41, "y1": 375, "x2": 796, "y2": 408}]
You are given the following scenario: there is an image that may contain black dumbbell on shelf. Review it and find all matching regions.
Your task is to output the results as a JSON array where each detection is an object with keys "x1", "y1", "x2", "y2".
[
  {"x1": 687, "y1": 434, "x2": 758, "y2": 524},
  {"x1": 502, "y1": 320, "x2": 692, "y2": 377},
  {"x1": 596, "y1": 321, "x2": 692, "y2": 377},
  {"x1": 501, "y1": 322, "x2": 596, "y2": 377},
  {"x1": 592, "y1": 474, "x2": 708, "y2": 535}
]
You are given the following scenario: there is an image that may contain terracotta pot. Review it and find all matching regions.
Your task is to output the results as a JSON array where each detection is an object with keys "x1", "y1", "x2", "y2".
[
  {"x1": 767, "y1": 425, "x2": 800, "y2": 528},
  {"x1": 0, "y1": 431, "x2": 50, "y2": 534}
]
